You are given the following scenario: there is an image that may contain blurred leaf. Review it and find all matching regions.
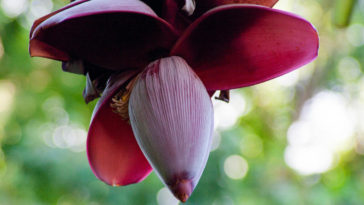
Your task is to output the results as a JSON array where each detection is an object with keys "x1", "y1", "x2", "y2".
[{"x1": 333, "y1": 0, "x2": 356, "y2": 27}]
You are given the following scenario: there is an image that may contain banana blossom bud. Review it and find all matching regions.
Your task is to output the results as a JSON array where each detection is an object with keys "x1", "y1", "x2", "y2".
[{"x1": 129, "y1": 56, "x2": 214, "y2": 202}]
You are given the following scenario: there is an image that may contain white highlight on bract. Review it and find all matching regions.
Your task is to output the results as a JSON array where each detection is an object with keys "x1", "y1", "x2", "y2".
[
  {"x1": 182, "y1": 0, "x2": 195, "y2": 16},
  {"x1": 129, "y1": 56, "x2": 214, "y2": 189}
]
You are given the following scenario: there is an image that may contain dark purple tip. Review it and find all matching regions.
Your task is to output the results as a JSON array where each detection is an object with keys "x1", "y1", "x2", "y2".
[{"x1": 169, "y1": 178, "x2": 193, "y2": 202}]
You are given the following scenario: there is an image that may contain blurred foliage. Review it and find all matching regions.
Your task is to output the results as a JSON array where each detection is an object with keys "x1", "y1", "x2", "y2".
[
  {"x1": 0, "y1": 0, "x2": 364, "y2": 204},
  {"x1": 333, "y1": 0, "x2": 356, "y2": 27}
]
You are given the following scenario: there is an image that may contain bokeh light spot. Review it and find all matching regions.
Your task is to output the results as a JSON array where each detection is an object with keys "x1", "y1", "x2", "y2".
[
  {"x1": 30, "y1": 0, "x2": 53, "y2": 18},
  {"x1": 213, "y1": 91, "x2": 247, "y2": 130},
  {"x1": 52, "y1": 125, "x2": 87, "y2": 152},
  {"x1": 285, "y1": 145, "x2": 333, "y2": 175},
  {"x1": 1, "y1": 0, "x2": 28, "y2": 18},
  {"x1": 211, "y1": 132, "x2": 221, "y2": 152},
  {"x1": 338, "y1": 56, "x2": 361, "y2": 82},
  {"x1": 224, "y1": 155, "x2": 249, "y2": 180},
  {"x1": 285, "y1": 91, "x2": 356, "y2": 175},
  {"x1": 0, "y1": 80, "x2": 16, "y2": 113},
  {"x1": 273, "y1": 67, "x2": 300, "y2": 87},
  {"x1": 240, "y1": 134, "x2": 263, "y2": 158},
  {"x1": 346, "y1": 24, "x2": 364, "y2": 47},
  {"x1": 157, "y1": 187, "x2": 179, "y2": 205}
]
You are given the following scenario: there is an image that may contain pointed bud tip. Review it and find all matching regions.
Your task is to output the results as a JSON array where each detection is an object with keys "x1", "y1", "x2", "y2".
[
  {"x1": 178, "y1": 193, "x2": 189, "y2": 203},
  {"x1": 169, "y1": 178, "x2": 193, "y2": 202}
]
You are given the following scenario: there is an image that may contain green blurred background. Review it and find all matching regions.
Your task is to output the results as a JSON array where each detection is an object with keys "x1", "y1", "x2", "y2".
[{"x1": 1, "y1": 0, "x2": 364, "y2": 204}]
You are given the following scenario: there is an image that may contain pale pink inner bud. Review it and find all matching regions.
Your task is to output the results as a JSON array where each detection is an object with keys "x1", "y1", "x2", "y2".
[
  {"x1": 128, "y1": 56, "x2": 213, "y2": 202},
  {"x1": 183, "y1": 0, "x2": 196, "y2": 15}
]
